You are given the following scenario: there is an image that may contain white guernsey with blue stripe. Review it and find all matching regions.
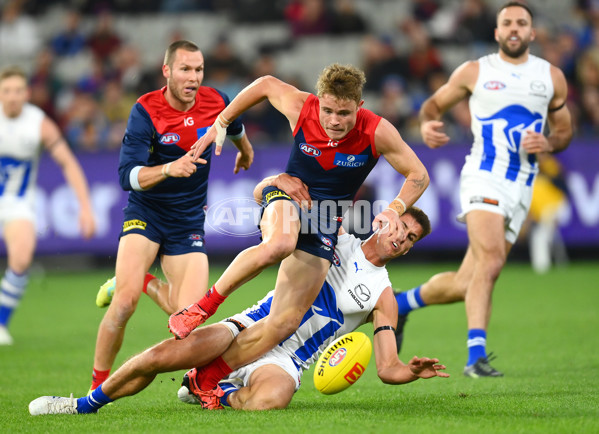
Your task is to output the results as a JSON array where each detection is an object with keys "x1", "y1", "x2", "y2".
[
  {"x1": 467, "y1": 53, "x2": 553, "y2": 186},
  {"x1": 0, "y1": 103, "x2": 44, "y2": 217},
  {"x1": 225, "y1": 232, "x2": 391, "y2": 375}
]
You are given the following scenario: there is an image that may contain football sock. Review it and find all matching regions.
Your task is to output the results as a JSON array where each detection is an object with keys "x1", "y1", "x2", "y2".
[
  {"x1": 91, "y1": 368, "x2": 111, "y2": 391},
  {"x1": 197, "y1": 285, "x2": 227, "y2": 317},
  {"x1": 395, "y1": 286, "x2": 426, "y2": 316},
  {"x1": 218, "y1": 382, "x2": 239, "y2": 407},
  {"x1": 197, "y1": 356, "x2": 233, "y2": 391},
  {"x1": 0, "y1": 268, "x2": 29, "y2": 326},
  {"x1": 467, "y1": 328, "x2": 487, "y2": 366},
  {"x1": 77, "y1": 384, "x2": 113, "y2": 413},
  {"x1": 142, "y1": 273, "x2": 156, "y2": 295}
]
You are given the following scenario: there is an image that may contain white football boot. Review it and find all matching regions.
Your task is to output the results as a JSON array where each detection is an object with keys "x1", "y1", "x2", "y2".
[
  {"x1": 29, "y1": 394, "x2": 78, "y2": 415},
  {"x1": 0, "y1": 325, "x2": 13, "y2": 345}
]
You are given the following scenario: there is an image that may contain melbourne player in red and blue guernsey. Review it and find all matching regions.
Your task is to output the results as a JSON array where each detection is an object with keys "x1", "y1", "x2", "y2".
[
  {"x1": 88, "y1": 40, "x2": 254, "y2": 394},
  {"x1": 167, "y1": 64, "x2": 430, "y2": 408}
]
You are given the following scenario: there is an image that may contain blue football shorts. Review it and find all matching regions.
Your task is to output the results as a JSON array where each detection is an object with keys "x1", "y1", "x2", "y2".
[
  {"x1": 261, "y1": 186, "x2": 341, "y2": 262},
  {"x1": 119, "y1": 203, "x2": 207, "y2": 256}
]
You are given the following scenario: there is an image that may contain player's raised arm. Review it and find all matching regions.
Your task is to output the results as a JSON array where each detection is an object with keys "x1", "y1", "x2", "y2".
[
  {"x1": 419, "y1": 60, "x2": 478, "y2": 149},
  {"x1": 370, "y1": 288, "x2": 448, "y2": 384},
  {"x1": 192, "y1": 76, "x2": 309, "y2": 160},
  {"x1": 372, "y1": 119, "x2": 429, "y2": 237}
]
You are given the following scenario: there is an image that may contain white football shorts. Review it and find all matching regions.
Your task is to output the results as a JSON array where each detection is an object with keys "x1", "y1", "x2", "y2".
[
  {"x1": 0, "y1": 196, "x2": 36, "y2": 224},
  {"x1": 221, "y1": 317, "x2": 302, "y2": 391},
  {"x1": 457, "y1": 168, "x2": 533, "y2": 244}
]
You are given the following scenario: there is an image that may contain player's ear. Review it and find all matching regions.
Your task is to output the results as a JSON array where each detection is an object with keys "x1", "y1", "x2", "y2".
[
  {"x1": 162, "y1": 64, "x2": 170, "y2": 79},
  {"x1": 530, "y1": 27, "x2": 536, "y2": 42}
]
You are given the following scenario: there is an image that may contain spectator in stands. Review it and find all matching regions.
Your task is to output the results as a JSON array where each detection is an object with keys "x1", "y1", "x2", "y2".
[
  {"x1": 0, "y1": 0, "x2": 40, "y2": 69},
  {"x1": 63, "y1": 92, "x2": 109, "y2": 152},
  {"x1": 401, "y1": 20, "x2": 444, "y2": 89},
  {"x1": 203, "y1": 35, "x2": 249, "y2": 98},
  {"x1": 361, "y1": 34, "x2": 409, "y2": 92},
  {"x1": 454, "y1": 0, "x2": 495, "y2": 44},
  {"x1": 411, "y1": 0, "x2": 440, "y2": 22},
  {"x1": 28, "y1": 49, "x2": 62, "y2": 121},
  {"x1": 330, "y1": 0, "x2": 368, "y2": 35},
  {"x1": 50, "y1": 9, "x2": 86, "y2": 58},
  {"x1": 241, "y1": 49, "x2": 291, "y2": 144},
  {"x1": 377, "y1": 75, "x2": 413, "y2": 131},
  {"x1": 112, "y1": 45, "x2": 143, "y2": 93},
  {"x1": 87, "y1": 10, "x2": 122, "y2": 65},
  {"x1": 285, "y1": 0, "x2": 332, "y2": 37}
]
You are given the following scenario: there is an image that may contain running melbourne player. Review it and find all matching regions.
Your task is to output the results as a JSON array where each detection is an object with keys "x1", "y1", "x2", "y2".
[{"x1": 88, "y1": 40, "x2": 254, "y2": 391}]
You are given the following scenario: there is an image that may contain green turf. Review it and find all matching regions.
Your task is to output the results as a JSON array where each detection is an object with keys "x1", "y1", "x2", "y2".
[{"x1": 1, "y1": 261, "x2": 598, "y2": 433}]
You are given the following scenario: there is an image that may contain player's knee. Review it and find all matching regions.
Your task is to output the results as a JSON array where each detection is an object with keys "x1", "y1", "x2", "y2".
[
  {"x1": 245, "y1": 394, "x2": 289, "y2": 411},
  {"x1": 138, "y1": 345, "x2": 171, "y2": 374},
  {"x1": 110, "y1": 294, "x2": 139, "y2": 322},
  {"x1": 268, "y1": 313, "x2": 302, "y2": 339},
  {"x1": 257, "y1": 238, "x2": 295, "y2": 266},
  {"x1": 8, "y1": 256, "x2": 32, "y2": 274},
  {"x1": 483, "y1": 255, "x2": 506, "y2": 282}
]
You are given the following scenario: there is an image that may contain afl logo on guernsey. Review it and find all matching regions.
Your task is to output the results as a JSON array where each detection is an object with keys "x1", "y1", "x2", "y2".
[
  {"x1": 299, "y1": 143, "x2": 321, "y2": 157},
  {"x1": 160, "y1": 133, "x2": 180, "y2": 145},
  {"x1": 321, "y1": 236, "x2": 333, "y2": 247},
  {"x1": 483, "y1": 81, "x2": 506, "y2": 91}
]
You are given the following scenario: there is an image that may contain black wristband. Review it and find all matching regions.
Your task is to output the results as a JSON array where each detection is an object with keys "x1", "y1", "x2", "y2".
[{"x1": 373, "y1": 325, "x2": 396, "y2": 335}]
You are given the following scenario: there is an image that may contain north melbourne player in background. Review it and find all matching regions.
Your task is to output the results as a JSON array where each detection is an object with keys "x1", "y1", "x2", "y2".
[
  {"x1": 166, "y1": 63, "x2": 429, "y2": 407},
  {"x1": 88, "y1": 40, "x2": 254, "y2": 391},
  {"x1": 394, "y1": 1, "x2": 572, "y2": 377},
  {"x1": 29, "y1": 206, "x2": 448, "y2": 415},
  {"x1": 0, "y1": 66, "x2": 95, "y2": 345}
]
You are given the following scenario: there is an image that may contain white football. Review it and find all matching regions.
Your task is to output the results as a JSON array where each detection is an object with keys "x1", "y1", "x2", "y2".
[{"x1": 313, "y1": 331, "x2": 372, "y2": 395}]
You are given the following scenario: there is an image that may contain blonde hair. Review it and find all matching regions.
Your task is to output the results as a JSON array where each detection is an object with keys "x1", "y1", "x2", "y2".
[
  {"x1": 316, "y1": 64, "x2": 366, "y2": 104},
  {"x1": 0, "y1": 66, "x2": 27, "y2": 83}
]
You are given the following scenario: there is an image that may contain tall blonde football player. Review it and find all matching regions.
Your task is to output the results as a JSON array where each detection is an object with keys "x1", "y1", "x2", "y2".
[
  {"x1": 394, "y1": 1, "x2": 572, "y2": 377},
  {"x1": 0, "y1": 66, "x2": 95, "y2": 345}
]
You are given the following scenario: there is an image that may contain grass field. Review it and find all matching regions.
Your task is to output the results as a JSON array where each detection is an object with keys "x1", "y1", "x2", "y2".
[{"x1": 1, "y1": 261, "x2": 598, "y2": 433}]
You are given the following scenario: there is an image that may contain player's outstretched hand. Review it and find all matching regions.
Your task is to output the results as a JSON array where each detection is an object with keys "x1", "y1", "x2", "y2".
[
  {"x1": 372, "y1": 208, "x2": 401, "y2": 239},
  {"x1": 408, "y1": 356, "x2": 449, "y2": 379},
  {"x1": 273, "y1": 173, "x2": 311, "y2": 209},
  {"x1": 421, "y1": 120, "x2": 450, "y2": 149}
]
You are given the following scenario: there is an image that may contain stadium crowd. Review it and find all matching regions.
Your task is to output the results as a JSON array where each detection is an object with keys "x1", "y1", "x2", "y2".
[{"x1": 0, "y1": 0, "x2": 596, "y2": 151}]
